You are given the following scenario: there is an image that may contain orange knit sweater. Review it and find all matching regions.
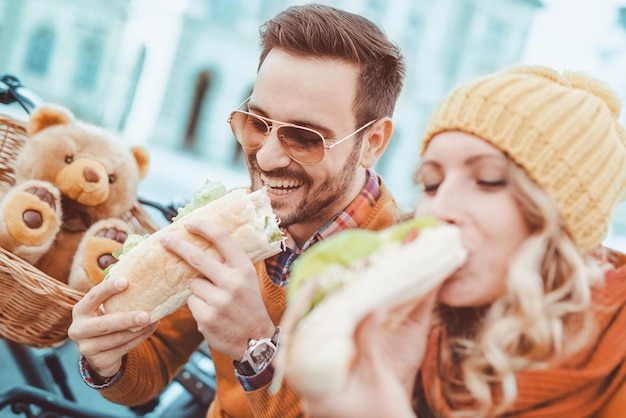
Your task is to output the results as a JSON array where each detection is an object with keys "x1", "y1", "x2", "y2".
[
  {"x1": 420, "y1": 262, "x2": 626, "y2": 417},
  {"x1": 99, "y1": 182, "x2": 401, "y2": 418}
]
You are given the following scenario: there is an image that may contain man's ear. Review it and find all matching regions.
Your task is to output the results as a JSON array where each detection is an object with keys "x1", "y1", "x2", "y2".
[{"x1": 360, "y1": 117, "x2": 393, "y2": 169}]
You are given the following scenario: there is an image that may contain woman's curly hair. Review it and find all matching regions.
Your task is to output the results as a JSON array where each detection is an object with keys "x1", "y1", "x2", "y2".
[{"x1": 436, "y1": 158, "x2": 608, "y2": 417}]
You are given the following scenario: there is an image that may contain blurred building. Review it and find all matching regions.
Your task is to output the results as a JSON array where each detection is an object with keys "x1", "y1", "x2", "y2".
[
  {"x1": 0, "y1": 0, "x2": 132, "y2": 122},
  {"x1": 0, "y1": 0, "x2": 542, "y2": 208}
]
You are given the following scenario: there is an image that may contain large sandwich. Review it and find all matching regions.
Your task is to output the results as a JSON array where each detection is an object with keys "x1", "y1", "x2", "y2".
[
  {"x1": 102, "y1": 180, "x2": 284, "y2": 326},
  {"x1": 272, "y1": 216, "x2": 467, "y2": 396}
]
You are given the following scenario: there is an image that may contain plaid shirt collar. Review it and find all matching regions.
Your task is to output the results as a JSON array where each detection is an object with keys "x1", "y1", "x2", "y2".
[{"x1": 265, "y1": 168, "x2": 381, "y2": 286}]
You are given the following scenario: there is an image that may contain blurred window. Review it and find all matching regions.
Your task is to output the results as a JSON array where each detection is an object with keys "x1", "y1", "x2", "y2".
[
  {"x1": 73, "y1": 37, "x2": 103, "y2": 91},
  {"x1": 23, "y1": 26, "x2": 55, "y2": 76},
  {"x1": 484, "y1": 18, "x2": 509, "y2": 52},
  {"x1": 211, "y1": 0, "x2": 240, "y2": 26},
  {"x1": 367, "y1": 0, "x2": 386, "y2": 15},
  {"x1": 185, "y1": 70, "x2": 213, "y2": 150}
]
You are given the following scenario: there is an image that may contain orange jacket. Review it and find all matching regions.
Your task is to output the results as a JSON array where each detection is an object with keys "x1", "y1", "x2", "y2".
[
  {"x1": 99, "y1": 181, "x2": 401, "y2": 418},
  {"x1": 421, "y1": 258, "x2": 626, "y2": 417}
]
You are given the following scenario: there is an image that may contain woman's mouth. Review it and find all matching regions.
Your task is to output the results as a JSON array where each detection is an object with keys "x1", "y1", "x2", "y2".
[{"x1": 448, "y1": 252, "x2": 470, "y2": 280}]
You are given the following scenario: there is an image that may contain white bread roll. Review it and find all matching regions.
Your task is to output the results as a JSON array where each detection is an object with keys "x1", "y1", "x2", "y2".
[
  {"x1": 275, "y1": 222, "x2": 467, "y2": 396},
  {"x1": 102, "y1": 187, "x2": 283, "y2": 325}
]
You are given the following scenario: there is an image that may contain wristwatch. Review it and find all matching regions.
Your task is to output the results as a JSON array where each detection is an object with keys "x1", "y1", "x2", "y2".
[{"x1": 233, "y1": 327, "x2": 281, "y2": 376}]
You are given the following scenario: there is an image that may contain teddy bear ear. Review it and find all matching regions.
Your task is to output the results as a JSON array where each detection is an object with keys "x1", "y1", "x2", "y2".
[
  {"x1": 26, "y1": 103, "x2": 76, "y2": 136},
  {"x1": 131, "y1": 146, "x2": 150, "y2": 180}
]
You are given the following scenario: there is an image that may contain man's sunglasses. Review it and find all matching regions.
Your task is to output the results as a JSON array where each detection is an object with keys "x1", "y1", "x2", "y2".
[
  {"x1": 227, "y1": 97, "x2": 376, "y2": 165},
  {"x1": 0, "y1": 74, "x2": 41, "y2": 114}
]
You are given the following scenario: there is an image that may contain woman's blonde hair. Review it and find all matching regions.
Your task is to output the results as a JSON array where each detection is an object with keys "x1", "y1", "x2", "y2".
[{"x1": 438, "y1": 158, "x2": 608, "y2": 417}]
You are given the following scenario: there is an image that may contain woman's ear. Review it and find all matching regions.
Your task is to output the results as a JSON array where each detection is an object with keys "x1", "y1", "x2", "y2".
[{"x1": 361, "y1": 117, "x2": 393, "y2": 169}]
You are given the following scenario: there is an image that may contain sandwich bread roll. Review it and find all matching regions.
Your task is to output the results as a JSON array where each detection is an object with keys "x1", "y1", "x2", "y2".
[
  {"x1": 102, "y1": 182, "x2": 284, "y2": 326},
  {"x1": 273, "y1": 217, "x2": 467, "y2": 396}
]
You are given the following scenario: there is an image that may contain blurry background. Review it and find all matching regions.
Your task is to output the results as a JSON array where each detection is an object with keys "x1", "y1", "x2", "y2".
[
  {"x1": 1, "y1": 0, "x2": 626, "y2": 246},
  {"x1": 0, "y1": 2, "x2": 625, "y2": 416}
]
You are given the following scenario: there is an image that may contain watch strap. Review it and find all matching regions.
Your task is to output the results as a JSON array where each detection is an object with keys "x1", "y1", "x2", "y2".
[{"x1": 233, "y1": 357, "x2": 256, "y2": 375}]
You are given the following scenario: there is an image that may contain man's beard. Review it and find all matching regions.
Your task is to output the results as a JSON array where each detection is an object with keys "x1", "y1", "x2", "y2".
[{"x1": 246, "y1": 143, "x2": 362, "y2": 229}]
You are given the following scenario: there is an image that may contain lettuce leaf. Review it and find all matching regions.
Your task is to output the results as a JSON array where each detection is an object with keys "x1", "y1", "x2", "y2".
[
  {"x1": 104, "y1": 179, "x2": 228, "y2": 279},
  {"x1": 287, "y1": 216, "x2": 440, "y2": 306},
  {"x1": 103, "y1": 233, "x2": 150, "y2": 278},
  {"x1": 172, "y1": 179, "x2": 227, "y2": 221}
]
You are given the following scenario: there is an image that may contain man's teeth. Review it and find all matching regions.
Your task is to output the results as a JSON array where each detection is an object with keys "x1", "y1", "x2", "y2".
[{"x1": 262, "y1": 177, "x2": 301, "y2": 189}]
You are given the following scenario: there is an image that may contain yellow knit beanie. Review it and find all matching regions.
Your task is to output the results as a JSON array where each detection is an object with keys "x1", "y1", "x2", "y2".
[{"x1": 421, "y1": 65, "x2": 626, "y2": 253}]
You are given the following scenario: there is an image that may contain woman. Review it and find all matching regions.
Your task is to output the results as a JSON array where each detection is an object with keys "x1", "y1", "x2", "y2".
[{"x1": 291, "y1": 65, "x2": 626, "y2": 417}]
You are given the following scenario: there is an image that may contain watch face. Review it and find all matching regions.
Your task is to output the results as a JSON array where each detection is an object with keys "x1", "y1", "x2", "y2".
[{"x1": 250, "y1": 341, "x2": 274, "y2": 367}]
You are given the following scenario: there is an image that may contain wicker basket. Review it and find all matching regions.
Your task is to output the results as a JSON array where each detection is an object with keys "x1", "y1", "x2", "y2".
[{"x1": 0, "y1": 116, "x2": 159, "y2": 348}]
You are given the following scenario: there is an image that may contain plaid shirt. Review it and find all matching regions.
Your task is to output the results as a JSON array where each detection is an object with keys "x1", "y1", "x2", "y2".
[
  {"x1": 236, "y1": 169, "x2": 382, "y2": 390},
  {"x1": 264, "y1": 168, "x2": 381, "y2": 287}
]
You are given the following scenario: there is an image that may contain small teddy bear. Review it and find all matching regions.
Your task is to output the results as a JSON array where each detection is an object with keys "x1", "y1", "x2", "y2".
[{"x1": 0, "y1": 103, "x2": 150, "y2": 292}]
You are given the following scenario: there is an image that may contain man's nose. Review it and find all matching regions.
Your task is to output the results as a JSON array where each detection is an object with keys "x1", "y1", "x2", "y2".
[{"x1": 254, "y1": 127, "x2": 293, "y2": 170}]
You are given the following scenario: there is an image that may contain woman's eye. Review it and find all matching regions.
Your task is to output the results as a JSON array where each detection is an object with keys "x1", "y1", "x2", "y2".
[{"x1": 477, "y1": 179, "x2": 507, "y2": 188}]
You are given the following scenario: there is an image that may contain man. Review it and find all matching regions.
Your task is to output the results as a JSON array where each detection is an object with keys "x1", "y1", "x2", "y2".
[{"x1": 68, "y1": 4, "x2": 406, "y2": 417}]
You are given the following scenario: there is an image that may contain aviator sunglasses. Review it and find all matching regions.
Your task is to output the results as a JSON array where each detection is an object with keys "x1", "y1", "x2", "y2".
[{"x1": 227, "y1": 97, "x2": 376, "y2": 165}]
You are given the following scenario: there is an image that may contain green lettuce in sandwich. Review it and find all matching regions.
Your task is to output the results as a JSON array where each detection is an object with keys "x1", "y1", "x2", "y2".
[{"x1": 272, "y1": 216, "x2": 467, "y2": 396}]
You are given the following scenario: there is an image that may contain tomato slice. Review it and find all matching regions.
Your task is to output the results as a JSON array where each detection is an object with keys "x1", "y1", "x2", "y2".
[{"x1": 403, "y1": 228, "x2": 419, "y2": 244}]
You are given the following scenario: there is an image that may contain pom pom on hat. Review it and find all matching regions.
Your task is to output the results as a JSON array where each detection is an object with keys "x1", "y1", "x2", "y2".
[{"x1": 421, "y1": 65, "x2": 626, "y2": 253}]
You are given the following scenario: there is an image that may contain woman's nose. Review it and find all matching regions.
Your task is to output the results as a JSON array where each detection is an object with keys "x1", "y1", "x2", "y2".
[
  {"x1": 254, "y1": 128, "x2": 293, "y2": 170},
  {"x1": 416, "y1": 183, "x2": 462, "y2": 225}
]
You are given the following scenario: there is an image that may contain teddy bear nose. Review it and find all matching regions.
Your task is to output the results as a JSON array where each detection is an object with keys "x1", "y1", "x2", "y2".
[{"x1": 83, "y1": 167, "x2": 100, "y2": 183}]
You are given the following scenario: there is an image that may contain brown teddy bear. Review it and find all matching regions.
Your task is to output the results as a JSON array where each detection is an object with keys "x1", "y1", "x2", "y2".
[{"x1": 0, "y1": 103, "x2": 149, "y2": 292}]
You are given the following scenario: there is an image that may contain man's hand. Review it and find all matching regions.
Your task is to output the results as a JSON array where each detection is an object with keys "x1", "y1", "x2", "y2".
[
  {"x1": 68, "y1": 276, "x2": 159, "y2": 378},
  {"x1": 159, "y1": 219, "x2": 275, "y2": 360}
]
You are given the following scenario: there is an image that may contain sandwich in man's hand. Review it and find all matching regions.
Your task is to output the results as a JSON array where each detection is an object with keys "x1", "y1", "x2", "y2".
[
  {"x1": 272, "y1": 216, "x2": 467, "y2": 396},
  {"x1": 102, "y1": 180, "x2": 284, "y2": 327}
]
